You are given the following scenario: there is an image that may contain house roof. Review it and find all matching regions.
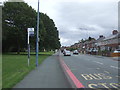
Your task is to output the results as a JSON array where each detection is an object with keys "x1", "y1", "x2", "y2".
[{"x1": 103, "y1": 32, "x2": 120, "y2": 41}]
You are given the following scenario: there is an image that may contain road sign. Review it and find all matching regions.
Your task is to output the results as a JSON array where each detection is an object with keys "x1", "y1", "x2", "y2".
[{"x1": 28, "y1": 28, "x2": 34, "y2": 37}]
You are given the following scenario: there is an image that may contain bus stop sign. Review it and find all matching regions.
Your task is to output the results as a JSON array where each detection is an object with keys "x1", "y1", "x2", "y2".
[{"x1": 28, "y1": 28, "x2": 34, "y2": 37}]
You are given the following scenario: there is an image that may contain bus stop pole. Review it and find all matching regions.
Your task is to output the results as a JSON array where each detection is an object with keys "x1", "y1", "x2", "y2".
[{"x1": 28, "y1": 30, "x2": 30, "y2": 66}]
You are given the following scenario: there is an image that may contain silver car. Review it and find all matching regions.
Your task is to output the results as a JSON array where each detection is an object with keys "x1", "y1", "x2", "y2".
[
  {"x1": 64, "y1": 50, "x2": 71, "y2": 56},
  {"x1": 73, "y1": 50, "x2": 79, "y2": 54}
]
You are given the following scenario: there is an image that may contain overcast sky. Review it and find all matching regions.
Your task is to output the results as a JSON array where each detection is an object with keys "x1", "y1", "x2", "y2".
[{"x1": 2, "y1": 0, "x2": 119, "y2": 46}]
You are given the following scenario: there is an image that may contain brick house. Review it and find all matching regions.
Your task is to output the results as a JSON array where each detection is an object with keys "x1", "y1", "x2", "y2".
[{"x1": 96, "y1": 30, "x2": 120, "y2": 56}]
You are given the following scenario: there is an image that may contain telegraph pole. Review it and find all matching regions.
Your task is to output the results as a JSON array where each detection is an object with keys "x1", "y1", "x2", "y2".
[{"x1": 36, "y1": 0, "x2": 39, "y2": 67}]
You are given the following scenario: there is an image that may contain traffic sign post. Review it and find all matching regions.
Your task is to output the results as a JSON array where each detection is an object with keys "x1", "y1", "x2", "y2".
[{"x1": 27, "y1": 28, "x2": 34, "y2": 66}]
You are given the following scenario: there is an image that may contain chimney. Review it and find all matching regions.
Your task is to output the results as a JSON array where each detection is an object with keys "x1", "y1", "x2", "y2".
[
  {"x1": 99, "y1": 35, "x2": 104, "y2": 38},
  {"x1": 112, "y1": 30, "x2": 118, "y2": 35}
]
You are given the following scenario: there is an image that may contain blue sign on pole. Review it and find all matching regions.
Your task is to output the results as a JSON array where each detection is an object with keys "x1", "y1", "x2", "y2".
[
  {"x1": 29, "y1": 31, "x2": 34, "y2": 37},
  {"x1": 28, "y1": 28, "x2": 34, "y2": 36}
]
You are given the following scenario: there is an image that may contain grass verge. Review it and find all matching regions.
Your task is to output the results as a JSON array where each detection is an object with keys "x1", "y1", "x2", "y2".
[{"x1": 2, "y1": 51, "x2": 54, "y2": 88}]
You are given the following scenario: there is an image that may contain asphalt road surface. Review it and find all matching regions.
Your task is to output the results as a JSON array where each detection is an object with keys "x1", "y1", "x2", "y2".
[{"x1": 60, "y1": 52, "x2": 119, "y2": 89}]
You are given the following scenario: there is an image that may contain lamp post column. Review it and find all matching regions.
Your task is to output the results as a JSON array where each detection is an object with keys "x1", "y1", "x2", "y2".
[{"x1": 36, "y1": 0, "x2": 40, "y2": 67}]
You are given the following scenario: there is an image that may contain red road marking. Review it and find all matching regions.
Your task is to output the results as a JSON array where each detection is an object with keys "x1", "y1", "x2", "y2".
[{"x1": 59, "y1": 57, "x2": 85, "y2": 88}]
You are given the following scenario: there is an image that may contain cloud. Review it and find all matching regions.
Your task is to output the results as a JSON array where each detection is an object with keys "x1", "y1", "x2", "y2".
[{"x1": 51, "y1": 1, "x2": 118, "y2": 46}]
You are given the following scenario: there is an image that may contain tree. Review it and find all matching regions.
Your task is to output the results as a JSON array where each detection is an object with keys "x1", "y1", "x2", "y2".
[
  {"x1": 40, "y1": 13, "x2": 61, "y2": 50},
  {"x1": 2, "y1": 2, "x2": 61, "y2": 53},
  {"x1": 8, "y1": 0, "x2": 24, "y2": 2},
  {"x1": 2, "y1": 2, "x2": 37, "y2": 53},
  {"x1": 88, "y1": 36, "x2": 95, "y2": 41}
]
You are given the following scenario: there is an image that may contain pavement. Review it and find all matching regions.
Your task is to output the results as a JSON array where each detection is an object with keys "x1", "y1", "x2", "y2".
[
  {"x1": 14, "y1": 53, "x2": 71, "y2": 88},
  {"x1": 59, "y1": 52, "x2": 119, "y2": 89}
]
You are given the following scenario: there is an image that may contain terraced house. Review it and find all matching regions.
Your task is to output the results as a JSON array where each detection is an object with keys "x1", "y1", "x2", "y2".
[{"x1": 97, "y1": 30, "x2": 120, "y2": 52}]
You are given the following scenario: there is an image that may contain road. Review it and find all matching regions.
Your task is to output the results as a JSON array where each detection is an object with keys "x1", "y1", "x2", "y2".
[{"x1": 60, "y1": 52, "x2": 119, "y2": 89}]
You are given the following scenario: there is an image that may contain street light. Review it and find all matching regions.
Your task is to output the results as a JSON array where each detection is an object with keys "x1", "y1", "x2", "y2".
[{"x1": 36, "y1": 0, "x2": 40, "y2": 67}]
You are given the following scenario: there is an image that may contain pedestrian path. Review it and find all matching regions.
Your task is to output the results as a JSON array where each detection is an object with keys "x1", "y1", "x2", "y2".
[{"x1": 14, "y1": 53, "x2": 70, "y2": 88}]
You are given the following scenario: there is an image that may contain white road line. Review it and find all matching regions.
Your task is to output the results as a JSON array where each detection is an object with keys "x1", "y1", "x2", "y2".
[
  {"x1": 110, "y1": 65, "x2": 120, "y2": 69},
  {"x1": 86, "y1": 59, "x2": 90, "y2": 61},
  {"x1": 96, "y1": 68, "x2": 100, "y2": 70},
  {"x1": 93, "y1": 61, "x2": 103, "y2": 65},
  {"x1": 116, "y1": 76, "x2": 120, "y2": 78},
  {"x1": 104, "y1": 71, "x2": 110, "y2": 74},
  {"x1": 73, "y1": 55, "x2": 79, "y2": 56}
]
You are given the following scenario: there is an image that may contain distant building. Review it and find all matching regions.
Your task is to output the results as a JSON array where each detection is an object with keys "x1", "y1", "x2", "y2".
[
  {"x1": 97, "y1": 30, "x2": 120, "y2": 52},
  {"x1": 96, "y1": 35, "x2": 105, "y2": 51},
  {"x1": 70, "y1": 30, "x2": 120, "y2": 55},
  {"x1": 71, "y1": 43, "x2": 80, "y2": 49},
  {"x1": 112, "y1": 30, "x2": 118, "y2": 35}
]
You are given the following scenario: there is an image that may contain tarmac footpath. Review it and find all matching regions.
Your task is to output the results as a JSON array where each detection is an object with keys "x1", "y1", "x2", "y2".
[{"x1": 13, "y1": 53, "x2": 71, "y2": 88}]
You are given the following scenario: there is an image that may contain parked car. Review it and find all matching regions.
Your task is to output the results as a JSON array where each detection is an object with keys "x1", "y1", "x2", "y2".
[
  {"x1": 87, "y1": 49, "x2": 92, "y2": 54},
  {"x1": 92, "y1": 49, "x2": 98, "y2": 52},
  {"x1": 114, "y1": 49, "x2": 120, "y2": 53},
  {"x1": 64, "y1": 50, "x2": 71, "y2": 56},
  {"x1": 111, "y1": 49, "x2": 120, "y2": 57},
  {"x1": 73, "y1": 50, "x2": 79, "y2": 54}
]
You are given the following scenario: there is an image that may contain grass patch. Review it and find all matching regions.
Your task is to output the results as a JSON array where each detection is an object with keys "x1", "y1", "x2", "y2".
[
  {"x1": 2, "y1": 52, "x2": 54, "y2": 88},
  {"x1": 4, "y1": 51, "x2": 54, "y2": 55}
]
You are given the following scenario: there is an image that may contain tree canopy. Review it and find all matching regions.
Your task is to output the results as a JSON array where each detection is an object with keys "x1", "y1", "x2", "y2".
[{"x1": 2, "y1": 2, "x2": 61, "y2": 53}]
